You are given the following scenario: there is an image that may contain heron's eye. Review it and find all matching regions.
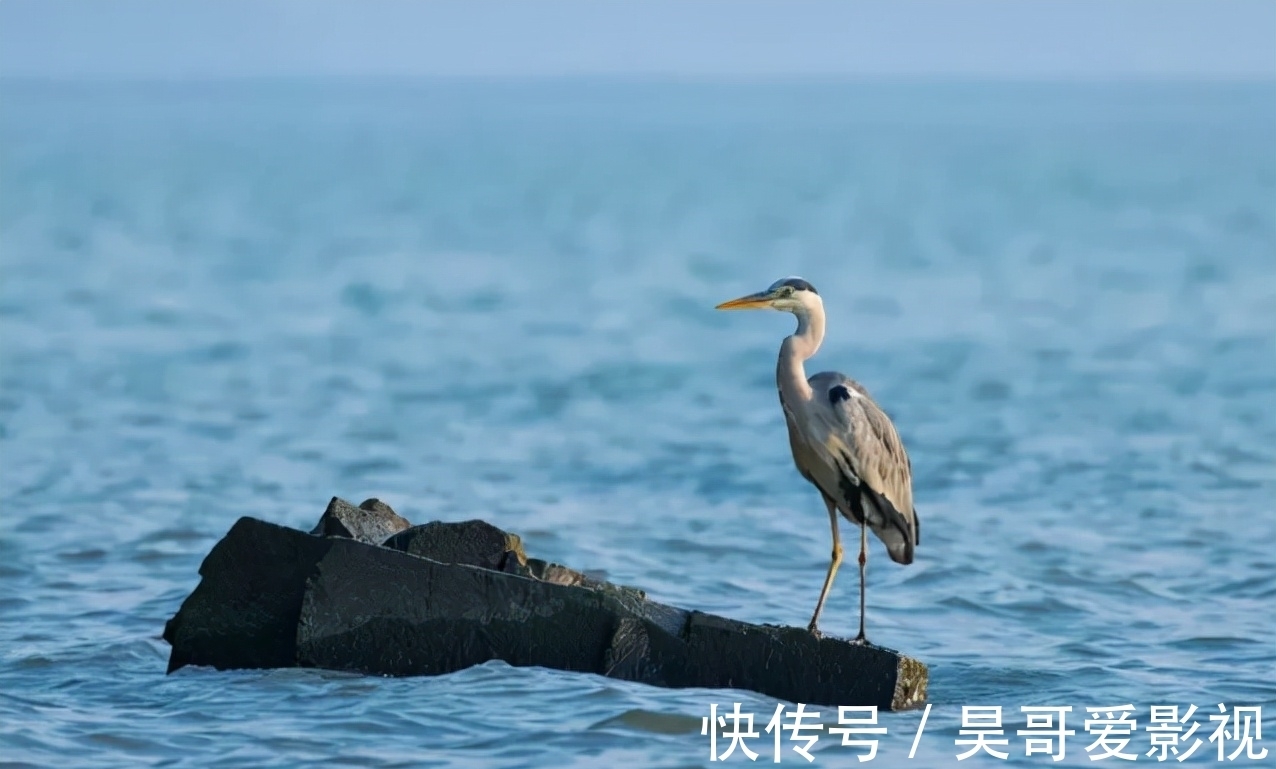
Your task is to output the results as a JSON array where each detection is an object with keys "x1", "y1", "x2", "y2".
[{"x1": 782, "y1": 287, "x2": 795, "y2": 297}]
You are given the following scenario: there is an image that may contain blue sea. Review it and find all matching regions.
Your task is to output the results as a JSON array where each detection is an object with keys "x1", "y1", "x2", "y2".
[{"x1": 1, "y1": 80, "x2": 1274, "y2": 768}]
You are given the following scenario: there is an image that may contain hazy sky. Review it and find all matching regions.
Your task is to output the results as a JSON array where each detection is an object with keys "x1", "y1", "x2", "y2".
[{"x1": 1, "y1": 0, "x2": 1273, "y2": 80}]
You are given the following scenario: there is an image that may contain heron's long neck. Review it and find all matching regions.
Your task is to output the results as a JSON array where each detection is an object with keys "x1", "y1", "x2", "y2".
[{"x1": 777, "y1": 305, "x2": 824, "y2": 405}]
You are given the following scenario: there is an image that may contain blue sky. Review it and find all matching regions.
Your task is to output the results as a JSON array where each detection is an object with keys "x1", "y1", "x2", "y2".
[{"x1": 1, "y1": 0, "x2": 1273, "y2": 80}]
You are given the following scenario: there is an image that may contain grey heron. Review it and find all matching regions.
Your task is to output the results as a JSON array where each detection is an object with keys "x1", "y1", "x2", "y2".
[{"x1": 716, "y1": 277, "x2": 919, "y2": 642}]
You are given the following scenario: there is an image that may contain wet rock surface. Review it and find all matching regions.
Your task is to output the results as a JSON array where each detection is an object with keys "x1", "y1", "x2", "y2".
[
  {"x1": 308, "y1": 496, "x2": 411, "y2": 545},
  {"x1": 382, "y1": 519, "x2": 526, "y2": 573},
  {"x1": 164, "y1": 499, "x2": 928, "y2": 710}
]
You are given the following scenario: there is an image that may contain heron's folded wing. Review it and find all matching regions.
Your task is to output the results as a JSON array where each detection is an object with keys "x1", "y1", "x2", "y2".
[{"x1": 812, "y1": 375, "x2": 919, "y2": 558}]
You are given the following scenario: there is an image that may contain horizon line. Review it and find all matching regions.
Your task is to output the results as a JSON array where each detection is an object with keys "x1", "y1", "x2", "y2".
[{"x1": 3, "y1": 73, "x2": 1275, "y2": 86}]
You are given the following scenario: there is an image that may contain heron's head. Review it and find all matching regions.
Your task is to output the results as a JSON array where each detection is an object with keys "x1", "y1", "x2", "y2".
[{"x1": 715, "y1": 276, "x2": 820, "y2": 314}]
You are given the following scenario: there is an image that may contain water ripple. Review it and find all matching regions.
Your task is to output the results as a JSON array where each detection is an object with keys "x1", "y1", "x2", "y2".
[{"x1": 2, "y1": 80, "x2": 1274, "y2": 768}]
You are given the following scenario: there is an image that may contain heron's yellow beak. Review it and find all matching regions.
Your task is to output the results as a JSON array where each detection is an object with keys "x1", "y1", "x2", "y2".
[{"x1": 715, "y1": 292, "x2": 773, "y2": 310}]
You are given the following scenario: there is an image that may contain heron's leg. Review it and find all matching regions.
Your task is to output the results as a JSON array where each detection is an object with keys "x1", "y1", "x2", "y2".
[
  {"x1": 807, "y1": 498, "x2": 843, "y2": 636},
  {"x1": 853, "y1": 519, "x2": 868, "y2": 644}
]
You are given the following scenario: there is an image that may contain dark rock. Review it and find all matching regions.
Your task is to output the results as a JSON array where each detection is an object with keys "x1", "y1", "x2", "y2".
[
  {"x1": 525, "y1": 558, "x2": 588, "y2": 586},
  {"x1": 382, "y1": 519, "x2": 527, "y2": 573},
  {"x1": 310, "y1": 496, "x2": 411, "y2": 545},
  {"x1": 296, "y1": 536, "x2": 620, "y2": 677},
  {"x1": 166, "y1": 515, "x2": 928, "y2": 710},
  {"x1": 163, "y1": 517, "x2": 334, "y2": 673}
]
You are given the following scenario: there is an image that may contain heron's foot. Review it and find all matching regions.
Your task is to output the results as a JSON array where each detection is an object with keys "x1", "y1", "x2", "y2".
[
  {"x1": 850, "y1": 632, "x2": 869, "y2": 646},
  {"x1": 806, "y1": 621, "x2": 823, "y2": 638}
]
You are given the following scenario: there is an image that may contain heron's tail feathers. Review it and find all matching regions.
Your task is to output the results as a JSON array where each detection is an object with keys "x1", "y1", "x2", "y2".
[{"x1": 876, "y1": 515, "x2": 915, "y2": 565}]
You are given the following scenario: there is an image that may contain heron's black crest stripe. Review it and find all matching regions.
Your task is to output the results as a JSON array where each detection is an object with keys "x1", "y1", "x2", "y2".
[
  {"x1": 828, "y1": 385, "x2": 851, "y2": 405},
  {"x1": 779, "y1": 277, "x2": 818, "y2": 295}
]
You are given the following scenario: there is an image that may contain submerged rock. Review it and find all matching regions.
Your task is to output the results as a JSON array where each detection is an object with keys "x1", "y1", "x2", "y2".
[{"x1": 164, "y1": 501, "x2": 928, "y2": 710}]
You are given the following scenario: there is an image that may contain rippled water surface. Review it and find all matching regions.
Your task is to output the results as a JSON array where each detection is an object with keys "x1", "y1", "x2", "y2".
[{"x1": 2, "y1": 81, "x2": 1274, "y2": 767}]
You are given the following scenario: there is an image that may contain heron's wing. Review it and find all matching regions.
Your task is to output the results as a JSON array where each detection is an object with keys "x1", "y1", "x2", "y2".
[{"x1": 806, "y1": 372, "x2": 919, "y2": 564}]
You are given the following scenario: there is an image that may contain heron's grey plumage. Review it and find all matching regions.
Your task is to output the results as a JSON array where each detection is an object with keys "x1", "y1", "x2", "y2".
[
  {"x1": 717, "y1": 275, "x2": 919, "y2": 641},
  {"x1": 785, "y1": 372, "x2": 918, "y2": 564}
]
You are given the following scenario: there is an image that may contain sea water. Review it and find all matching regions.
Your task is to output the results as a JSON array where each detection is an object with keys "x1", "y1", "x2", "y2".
[{"x1": 1, "y1": 80, "x2": 1274, "y2": 767}]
